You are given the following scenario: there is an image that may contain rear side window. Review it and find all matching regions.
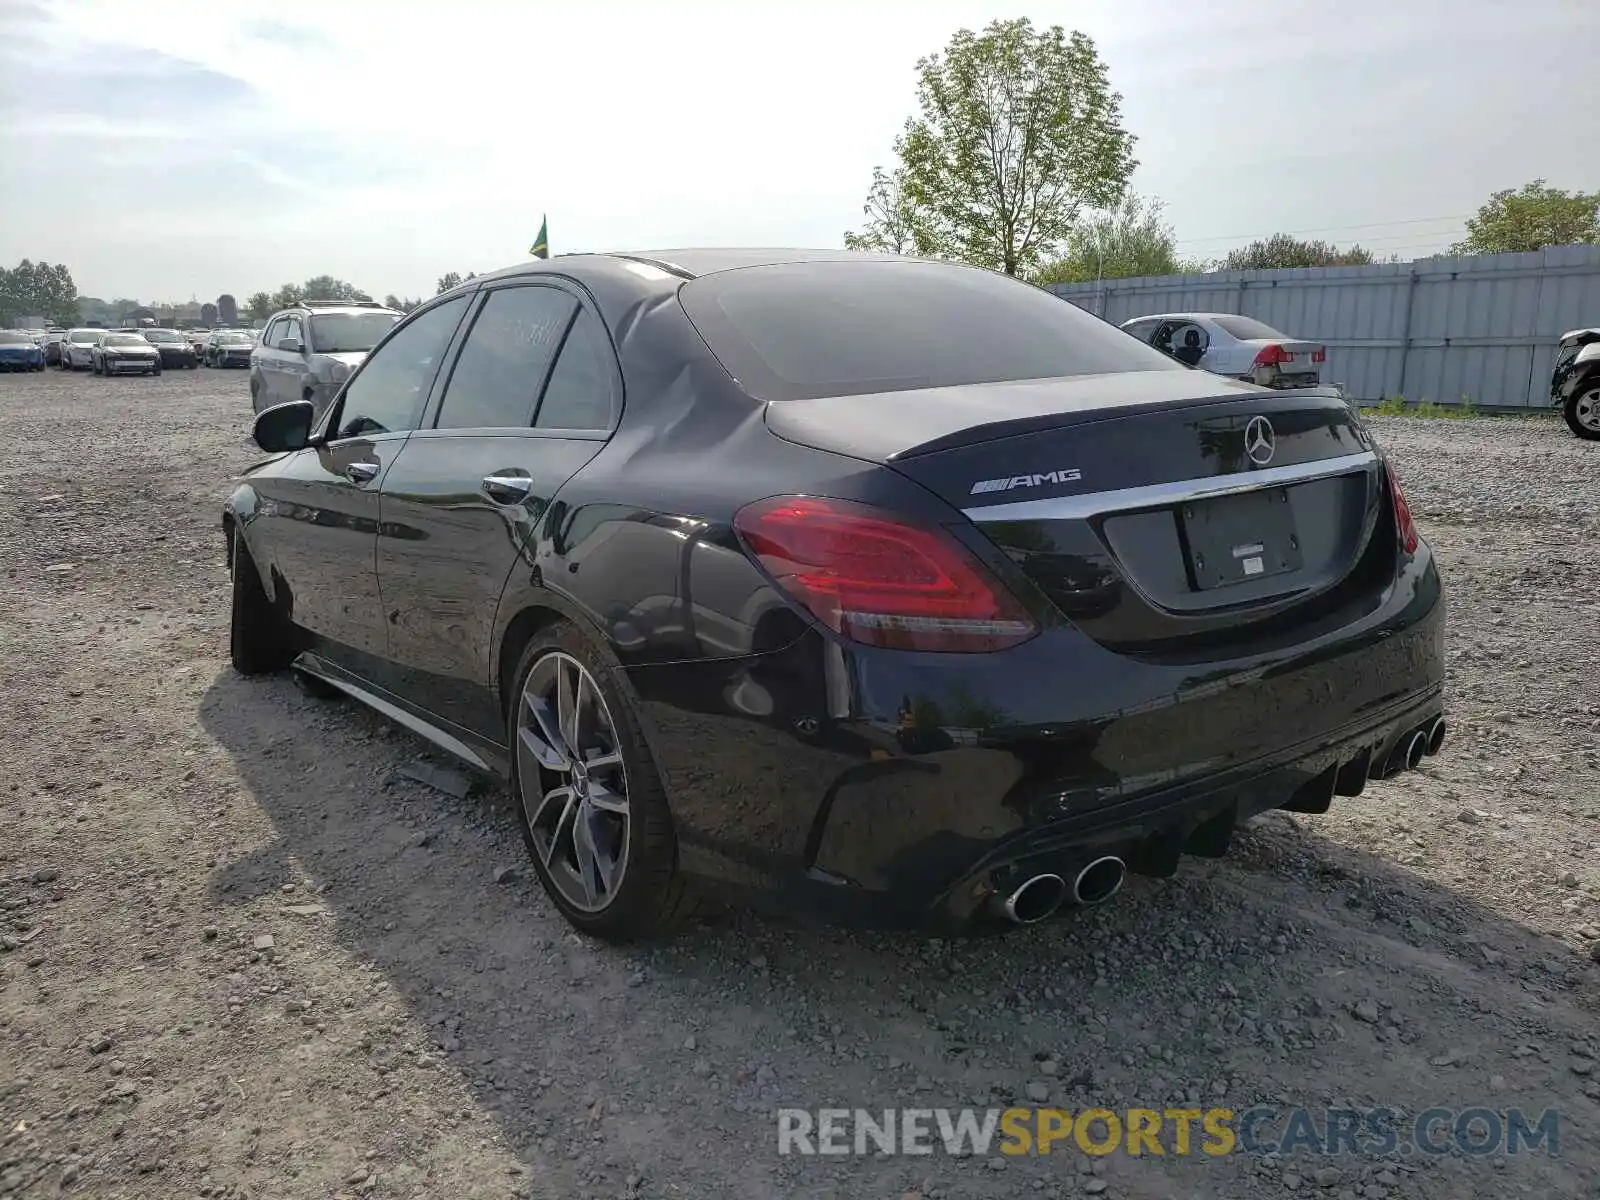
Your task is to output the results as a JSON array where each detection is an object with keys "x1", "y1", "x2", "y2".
[
  {"x1": 678, "y1": 260, "x2": 1184, "y2": 402},
  {"x1": 1211, "y1": 315, "x2": 1284, "y2": 341},
  {"x1": 436, "y1": 286, "x2": 576, "y2": 429},
  {"x1": 535, "y1": 309, "x2": 619, "y2": 431}
]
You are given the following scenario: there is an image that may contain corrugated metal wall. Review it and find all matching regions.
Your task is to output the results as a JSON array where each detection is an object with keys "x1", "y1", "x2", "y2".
[{"x1": 1047, "y1": 243, "x2": 1600, "y2": 409}]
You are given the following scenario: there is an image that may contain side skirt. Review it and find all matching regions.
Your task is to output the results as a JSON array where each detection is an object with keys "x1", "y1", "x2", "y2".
[{"x1": 293, "y1": 651, "x2": 512, "y2": 780}]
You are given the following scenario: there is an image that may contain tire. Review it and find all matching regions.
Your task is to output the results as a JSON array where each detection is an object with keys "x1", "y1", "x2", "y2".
[
  {"x1": 507, "y1": 621, "x2": 694, "y2": 941},
  {"x1": 229, "y1": 525, "x2": 295, "y2": 676},
  {"x1": 1563, "y1": 383, "x2": 1600, "y2": 441},
  {"x1": 151, "y1": 365, "x2": 162, "y2": 377}
]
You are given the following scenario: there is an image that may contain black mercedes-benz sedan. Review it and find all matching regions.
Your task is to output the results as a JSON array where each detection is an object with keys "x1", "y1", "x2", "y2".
[{"x1": 223, "y1": 249, "x2": 1446, "y2": 941}]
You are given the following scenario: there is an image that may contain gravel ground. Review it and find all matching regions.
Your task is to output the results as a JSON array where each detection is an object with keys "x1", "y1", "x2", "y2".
[{"x1": 1, "y1": 369, "x2": 1598, "y2": 1200}]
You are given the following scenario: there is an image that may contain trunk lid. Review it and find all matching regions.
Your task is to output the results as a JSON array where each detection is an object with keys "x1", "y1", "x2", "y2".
[{"x1": 767, "y1": 375, "x2": 1388, "y2": 658}]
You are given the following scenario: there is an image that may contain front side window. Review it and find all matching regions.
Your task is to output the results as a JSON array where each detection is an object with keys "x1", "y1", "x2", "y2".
[
  {"x1": 280, "y1": 317, "x2": 303, "y2": 349},
  {"x1": 333, "y1": 297, "x2": 466, "y2": 439},
  {"x1": 536, "y1": 309, "x2": 619, "y2": 430},
  {"x1": 435, "y1": 286, "x2": 576, "y2": 430}
]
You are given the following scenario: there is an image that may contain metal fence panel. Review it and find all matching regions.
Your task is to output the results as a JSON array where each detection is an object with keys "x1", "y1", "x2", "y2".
[{"x1": 1048, "y1": 244, "x2": 1600, "y2": 408}]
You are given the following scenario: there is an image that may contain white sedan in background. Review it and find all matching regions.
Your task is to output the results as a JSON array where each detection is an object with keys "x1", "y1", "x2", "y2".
[
  {"x1": 1121, "y1": 312, "x2": 1326, "y2": 389},
  {"x1": 59, "y1": 328, "x2": 107, "y2": 371}
]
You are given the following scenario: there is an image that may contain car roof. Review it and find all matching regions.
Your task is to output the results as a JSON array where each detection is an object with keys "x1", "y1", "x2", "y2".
[
  {"x1": 1121, "y1": 312, "x2": 1243, "y2": 325},
  {"x1": 279, "y1": 305, "x2": 399, "y2": 316},
  {"x1": 465, "y1": 247, "x2": 925, "y2": 290}
]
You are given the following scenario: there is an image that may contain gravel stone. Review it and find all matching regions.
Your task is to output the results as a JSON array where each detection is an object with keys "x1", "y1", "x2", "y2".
[{"x1": 0, "y1": 377, "x2": 1595, "y2": 1198}]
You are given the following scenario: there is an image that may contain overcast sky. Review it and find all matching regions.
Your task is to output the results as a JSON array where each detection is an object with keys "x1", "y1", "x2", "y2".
[{"x1": 1, "y1": 0, "x2": 1593, "y2": 304}]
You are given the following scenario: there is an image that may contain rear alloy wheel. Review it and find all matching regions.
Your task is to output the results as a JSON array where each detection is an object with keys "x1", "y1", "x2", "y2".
[
  {"x1": 1564, "y1": 384, "x2": 1600, "y2": 441},
  {"x1": 510, "y1": 625, "x2": 692, "y2": 940},
  {"x1": 229, "y1": 525, "x2": 294, "y2": 675}
]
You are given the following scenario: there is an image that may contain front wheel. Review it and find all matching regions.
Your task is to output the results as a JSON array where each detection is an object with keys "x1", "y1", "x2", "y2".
[
  {"x1": 229, "y1": 525, "x2": 295, "y2": 675},
  {"x1": 1563, "y1": 385, "x2": 1600, "y2": 441},
  {"x1": 508, "y1": 623, "x2": 694, "y2": 941}
]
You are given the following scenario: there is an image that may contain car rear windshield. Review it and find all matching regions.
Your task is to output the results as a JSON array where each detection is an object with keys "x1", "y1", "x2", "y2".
[
  {"x1": 0, "y1": 332, "x2": 28, "y2": 345},
  {"x1": 309, "y1": 312, "x2": 399, "y2": 354},
  {"x1": 676, "y1": 259, "x2": 1184, "y2": 402},
  {"x1": 1211, "y1": 315, "x2": 1286, "y2": 341}
]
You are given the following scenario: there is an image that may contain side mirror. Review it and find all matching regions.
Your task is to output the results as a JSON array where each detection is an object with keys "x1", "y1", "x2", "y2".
[
  {"x1": 253, "y1": 400, "x2": 316, "y2": 453},
  {"x1": 281, "y1": 337, "x2": 303, "y2": 354}
]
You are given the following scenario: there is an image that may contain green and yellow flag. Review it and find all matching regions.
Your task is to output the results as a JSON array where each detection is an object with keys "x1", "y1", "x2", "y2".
[{"x1": 529, "y1": 215, "x2": 549, "y2": 260}]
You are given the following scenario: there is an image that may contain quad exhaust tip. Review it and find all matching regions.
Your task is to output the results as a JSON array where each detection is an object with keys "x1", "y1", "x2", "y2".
[
  {"x1": 1403, "y1": 731, "x2": 1427, "y2": 772},
  {"x1": 996, "y1": 873, "x2": 1068, "y2": 924},
  {"x1": 1072, "y1": 856, "x2": 1127, "y2": 906},
  {"x1": 993, "y1": 856, "x2": 1129, "y2": 924},
  {"x1": 1425, "y1": 718, "x2": 1446, "y2": 756}
]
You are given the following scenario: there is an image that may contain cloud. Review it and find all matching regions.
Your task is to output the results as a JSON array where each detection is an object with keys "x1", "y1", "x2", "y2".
[{"x1": 2, "y1": 0, "x2": 1596, "y2": 300}]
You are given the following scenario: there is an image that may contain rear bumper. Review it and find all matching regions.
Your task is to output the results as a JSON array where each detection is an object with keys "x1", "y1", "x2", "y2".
[{"x1": 626, "y1": 542, "x2": 1445, "y2": 930}]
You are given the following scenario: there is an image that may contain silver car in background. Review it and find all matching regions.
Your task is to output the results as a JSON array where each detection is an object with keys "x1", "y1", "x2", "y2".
[
  {"x1": 1121, "y1": 312, "x2": 1326, "y2": 389},
  {"x1": 58, "y1": 328, "x2": 105, "y2": 371},
  {"x1": 90, "y1": 332, "x2": 162, "y2": 376}
]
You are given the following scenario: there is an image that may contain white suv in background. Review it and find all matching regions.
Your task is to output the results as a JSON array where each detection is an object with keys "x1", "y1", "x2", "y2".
[{"x1": 250, "y1": 300, "x2": 402, "y2": 415}]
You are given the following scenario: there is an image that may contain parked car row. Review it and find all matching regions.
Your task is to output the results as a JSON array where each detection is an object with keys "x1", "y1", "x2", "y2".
[{"x1": 34, "y1": 326, "x2": 263, "y2": 375}]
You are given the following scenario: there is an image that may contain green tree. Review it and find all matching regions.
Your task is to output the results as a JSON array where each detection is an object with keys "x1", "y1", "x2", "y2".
[
  {"x1": 1451, "y1": 179, "x2": 1600, "y2": 254},
  {"x1": 301, "y1": 275, "x2": 367, "y2": 303},
  {"x1": 843, "y1": 166, "x2": 938, "y2": 255},
  {"x1": 245, "y1": 291, "x2": 274, "y2": 320},
  {"x1": 0, "y1": 259, "x2": 79, "y2": 324},
  {"x1": 865, "y1": 18, "x2": 1137, "y2": 277},
  {"x1": 1034, "y1": 194, "x2": 1194, "y2": 284},
  {"x1": 1222, "y1": 234, "x2": 1375, "y2": 271},
  {"x1": 269, "y1": 283, "x2": 305, "y2": 311},
  {"x1": 383, "y1": 293, "x2": 423, "y2": 313}
]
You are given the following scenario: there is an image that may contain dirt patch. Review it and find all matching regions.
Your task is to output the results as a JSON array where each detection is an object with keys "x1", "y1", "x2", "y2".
[{"x1": 2, "y1": 372, "x2": 1598, "y2": 1199}]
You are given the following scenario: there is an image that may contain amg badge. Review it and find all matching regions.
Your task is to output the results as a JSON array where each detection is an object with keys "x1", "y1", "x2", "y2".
[{"x1": 969, "y1": 468, "x2": 1083, "y2": 496}]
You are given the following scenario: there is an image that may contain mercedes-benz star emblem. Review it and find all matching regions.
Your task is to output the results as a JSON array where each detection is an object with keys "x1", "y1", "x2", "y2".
[{"x1": 1244, "y1": 415, "x2": 1276, "y2": 466}]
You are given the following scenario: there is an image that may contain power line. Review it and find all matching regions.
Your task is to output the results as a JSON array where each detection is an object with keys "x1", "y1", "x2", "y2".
[{"x1": 1174, "y1": 213, "x2": 1470, "y2": 248}]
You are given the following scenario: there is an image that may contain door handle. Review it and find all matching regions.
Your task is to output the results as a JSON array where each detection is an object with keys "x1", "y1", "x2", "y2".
[
  {"x1": 481, "y1": 472, "x2": 533, "y2": 504},
  {"x1": 344, "y1": 461, "x2": 380, "y2": 484}
]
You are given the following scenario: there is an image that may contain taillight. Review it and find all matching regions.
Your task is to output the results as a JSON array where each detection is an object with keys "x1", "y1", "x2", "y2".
[
  {"x1": 732, "y1": 496, "x2": 1038, "y2": 653},
  {"x1": 1386, "y1": 463, "x2": 1418, "y2": 554},
  {"x1": 1253, "y1": 344, "x2": 1292, "y2": 367},
  {"x1": 1311, "y1": 347, "x2": 1326, "y2": 364}
]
